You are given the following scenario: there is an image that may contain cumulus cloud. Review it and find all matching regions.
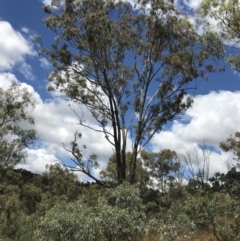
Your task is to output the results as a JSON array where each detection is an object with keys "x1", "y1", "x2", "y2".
[
  {"x1": 30, "y1": 99, "x2": 116, "y2": 180},
  {"x1": 0, "y1": 72, "x2": 18, "y2": 89},
  {"x1": 16, "y1": 149, "x2": 58, "y2": 174},
  {"x1": 25, "y1": 95, "x2": 114, "y2": 176},
  {"x1": 0, "y1": 21, "x2": 36, "y2": 72},
  {"x1": 16, "y1": 147, "x2": 98, "y2": 181},
  {"x1": 32, "y1": 98, "x2": 114, "y2": 161},
  {"x1": 151, "y1": 91, "x2": 240, "y2": 177},
  {"x1": 181, "y1": 91, "x2": 240, "y2": 145}
]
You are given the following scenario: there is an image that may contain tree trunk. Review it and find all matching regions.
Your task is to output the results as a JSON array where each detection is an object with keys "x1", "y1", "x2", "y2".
[
  {"x1": 129, "y1": 143, "x2": 138, "y2": 184},
  {"x1": 116, "y1": 150, "x2": 123, "y2": 185}
]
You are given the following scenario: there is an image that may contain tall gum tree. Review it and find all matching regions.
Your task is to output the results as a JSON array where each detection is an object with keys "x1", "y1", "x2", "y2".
[{"x1": 41, "y1": 0, "x2": 224, "y2": 184}]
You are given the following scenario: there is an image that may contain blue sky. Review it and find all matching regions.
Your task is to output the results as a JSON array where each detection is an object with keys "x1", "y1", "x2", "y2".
[{"x1": 0, "y1": 0, "x2": 239, "y2": 181}]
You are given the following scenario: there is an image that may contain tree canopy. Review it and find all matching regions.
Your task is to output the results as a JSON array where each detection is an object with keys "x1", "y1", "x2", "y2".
[{"x1": 199, "y1": 0, "x2": 240, "y2": 71}]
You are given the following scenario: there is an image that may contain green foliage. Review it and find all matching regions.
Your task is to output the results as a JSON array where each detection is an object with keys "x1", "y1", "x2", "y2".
[
  {"x1": 0, "y1": 183, "x2": 26, "y2": 240},
  {"x1": 200, "y1": 0, "x2": 240, "y2": 42},
  {"x1": 210, "y1": 167, "x2": 240, "y2": 198},
  {"x1": 199, "y1": 0, "x2": 240, "y2": 71},
  {"x1": 0, "y1": 165, "x2": 84, "y2": 241},
  {"x1": 185, "y1": 179, "x2": 211, "y2": 195},
  {"x1": 36, "y1": 200, "x2": 98, "y2": 241},
  {"x1": 1, "y1": 160, "x2": 240, "y2": 241},
  {"x1": 181, "y1": 191, "x2": 240, "y2": 241},
  {"x1": 220, "y1": 132, "x2": 240, "y2": 161},
  {"x1": 0, "y1": 82, "x2": 36, "y2": 167},
  {"x1": 146, "y1": 212, "x2": 196, "y2": 241},
  {"x1": 97, "y1": 183, "x2": 146, "y2": 241},
  {"x1": 36, "y1": 183, "x2": 146, "y2": 241},
  {"x1": 41, "y1": 163, "x2": 81, "y2": 201},
  {"x1": 20, "y1": 183, "x2": 42, "y2": 214}
]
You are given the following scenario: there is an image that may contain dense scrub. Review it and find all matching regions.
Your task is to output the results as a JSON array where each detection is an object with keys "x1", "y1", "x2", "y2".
[{"x1": 1, "y1": 163, "x2": 240, "y2": 241}]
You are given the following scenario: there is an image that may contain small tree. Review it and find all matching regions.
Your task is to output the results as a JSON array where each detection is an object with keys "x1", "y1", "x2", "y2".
[
  {"x1": 0, "y1": 82, "x2": 36, "y2": 167},
  {"x1": 42, "y1": 0, "x2": 224, "y2": 184},
  {"x1": 180, "y1": 143, "x2": 212, "y2": 189},
  {"x1": 141, "y1": 149, "x2": 180, "y2": 195}
]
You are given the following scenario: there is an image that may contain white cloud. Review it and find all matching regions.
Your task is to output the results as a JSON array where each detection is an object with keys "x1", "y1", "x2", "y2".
[
  {"x1": 21, "y1": 96, "x2": 114, "y2": 176},
  {"x1": 40, "y1": 57, "x2": 52, "y2": 70},
  {"x1": 16, "y1": 149, "x2": 58, "y2": 174},
  {"x1": 0, "y1": 72, "x2": 18, "y2": 89},
  {"x1": 16, "y1": 147, "x2": 99, "y2": 181},
  {"x1": 21, "y1": 26, "x2": 30, "y2": 34},
  {"x1": 41, "y1": 0, "x2": 52, "y2": 6},
  {"x1": 0, "y1": 21, "x2": 36, "y2": 72},
  {"x1": 181, "y1": 91, "x2": 240, "y2": 144},
  {"x1": 175, "y1": 0, "x2": 202, "y2": 11},
  {"x1": 32, "y1": 98, "x2": 114, "y2": 160},
  {"x1": 33, "y1": 104, "x2": 114, "y2": 180},
  {"x1": 151, "y1": 91, "x2": 240, "y2": 177},
  {"x1": 182, "y1": 0, "x2": 202, "y2": 10},
  {"x1": 41, "y1": 0, "x2": 65, "y2": 8},
  {"x1": 19, "y1": 62, "x2": 35, "y2": 80}
]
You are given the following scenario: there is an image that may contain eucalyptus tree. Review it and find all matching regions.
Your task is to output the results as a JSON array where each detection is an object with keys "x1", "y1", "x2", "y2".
[
  {"x1": 141, "y1": 149, "x2": 180, "y2": 195},
  {"x1": 42, "y1": 0, "x2": 224, "y2": 184},
  {"x1": 0, "y1": 82, "x2": 36, "y2": 167}
]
